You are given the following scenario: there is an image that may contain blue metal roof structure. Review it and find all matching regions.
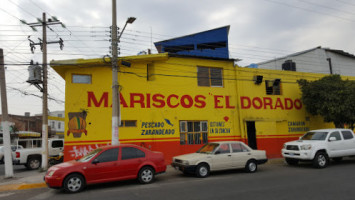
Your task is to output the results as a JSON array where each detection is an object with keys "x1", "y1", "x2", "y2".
[{"x1": 154, "y1": 26, "x2": 230, "y2": 59}]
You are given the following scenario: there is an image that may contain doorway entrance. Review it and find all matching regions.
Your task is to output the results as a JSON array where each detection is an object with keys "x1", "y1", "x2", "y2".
[{"x1": 246, "y1": 121, "x2": 257, "y2": 150}]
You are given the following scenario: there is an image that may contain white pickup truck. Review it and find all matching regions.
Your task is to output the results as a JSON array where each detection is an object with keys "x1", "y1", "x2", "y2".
[
  {"x1": 282, "y1": 129, "x2": 355, "y2": 168},
  {"x1": 12, "y1": 138, "x2": 64, "y2": 170}
]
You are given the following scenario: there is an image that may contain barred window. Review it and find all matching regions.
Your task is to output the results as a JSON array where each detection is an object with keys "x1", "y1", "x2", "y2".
[
  {"x1": 180, "y1": 121, "x2": 208, "y2": 145},
  {"x1": 197, "y1": 67, "x2": 223, "y2": 87},
  {"x1": 120, "y1": 120, "x2": 137, "y2": 127}
]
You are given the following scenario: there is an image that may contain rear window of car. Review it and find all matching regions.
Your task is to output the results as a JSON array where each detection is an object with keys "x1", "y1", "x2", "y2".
[
  {"x1": 121, "y1": 147, "x2": 145, "y2": 160},
  {"x1": 342, "y1": 131, "x2": 354, "y2": 140}
]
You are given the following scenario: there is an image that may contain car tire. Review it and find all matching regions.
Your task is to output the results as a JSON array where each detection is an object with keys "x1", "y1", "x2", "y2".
[
  {"x1": 196, "y1": 163, "x2": 210, "y2": 178},
  {"x1": 245, "y1": 160, "x2": 258, "y2": 173},
  {"x1": 26, "y1": 157, "x2": 41, "y2": 170},
  {"x1": 138, "y1": 166, "x2": 155, "y2": 184},
  {"x1": 313, "y1": 152, "x2": 329, "y2": 168},
  {"x1": 63, "y1": 173, "x2": 85, "y2": 193},
  {"x1": 285, "y1": 158, "x2": 299, "y2": 166}
]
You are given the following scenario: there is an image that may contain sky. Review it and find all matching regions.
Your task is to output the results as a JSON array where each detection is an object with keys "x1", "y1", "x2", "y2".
[{"x1": 0, "y1": 0, "x2": 355, "y2": 116}]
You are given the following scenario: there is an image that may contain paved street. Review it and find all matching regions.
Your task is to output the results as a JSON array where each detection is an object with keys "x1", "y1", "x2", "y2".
[
  {"x1": 2, "y1": 159, "x2": 355, "y2": 200},
  {"x1": 0, "y1": 164, "x2": 28, "y2": 177}
]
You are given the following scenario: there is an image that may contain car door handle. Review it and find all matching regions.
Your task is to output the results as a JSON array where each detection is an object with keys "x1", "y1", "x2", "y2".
[
  {"x1": 228, "y1": 155, "x2": 232, "y2": 157},
  {"x1": 248, "y1": 153, "x2": 251, "y2": 155}
]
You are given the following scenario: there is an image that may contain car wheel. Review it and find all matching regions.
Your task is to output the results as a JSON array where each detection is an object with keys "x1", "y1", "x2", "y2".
[
  {"x1": 245, "y1": 160, "x2": 258, "y2": 173},
  {"x1": 26, "y1": 157, "x2": 41, "y2": 170},
  {"x1": 313, "y1": 152, "x2": 329, "y2": 168},
  {"x1": 285, "y1": 158, "x2": 299, "y2": 166},
  {"x1": 63, "y1": 174, "x2": 85, "y2": 193},
  {"x1": 196, "y1": 163, "x2": 210, "y2": 178},
  {"x1": 138, "y1": 166, "x2": 155, "y2": 184}
]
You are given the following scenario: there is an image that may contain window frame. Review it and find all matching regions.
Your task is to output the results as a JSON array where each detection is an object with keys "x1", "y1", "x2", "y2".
[
  {"x1": 265, "y1": 80, "x2": 282, "y2": 95},
  {"x1": 180, "y1": 120, "x2": 208, "y2": 145},
  {"x1": 72, "y1": 74, "x2": 92, "y2": 84},
  {"x1": 120, "y1": 120, "x2": 137, "y2": 127},
  {"x1": 197, "y1": 66, "x2": 223, "y2": 87}
]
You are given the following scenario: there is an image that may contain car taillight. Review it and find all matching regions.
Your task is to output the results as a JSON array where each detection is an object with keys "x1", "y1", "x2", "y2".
[{"x1": 16, "y1": 152, "x2": 20, "y2": 158}]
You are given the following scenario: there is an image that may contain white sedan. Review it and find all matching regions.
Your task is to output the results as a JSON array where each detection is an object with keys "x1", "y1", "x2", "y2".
[{"x1": 171, "y1": 141, "x2": 268, "y2": 177}]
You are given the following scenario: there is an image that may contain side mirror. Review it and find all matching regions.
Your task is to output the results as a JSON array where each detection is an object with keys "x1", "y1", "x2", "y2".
[
  {"x1": 329, "y1": 137, "x2": 337, "y2": 142},
  {"x1": 92, "y1": 159, "x2": 100, "y2": 164}
]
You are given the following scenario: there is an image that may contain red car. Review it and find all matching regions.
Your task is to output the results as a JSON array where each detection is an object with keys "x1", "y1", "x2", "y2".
[{"x1": 45, "y1": 144, "x2": 166, "y2": 193}]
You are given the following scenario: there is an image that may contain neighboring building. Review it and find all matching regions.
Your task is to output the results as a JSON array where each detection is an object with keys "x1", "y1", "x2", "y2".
[
  {"x1": 48, "y1": 111, "x2": 65, "y2": 138},
  {"x1": 0, "y1": 113, "x2": 42, "y2": 144},
  {"x1": 254, "y1": 46, "x2": 355, "y2": 76}
]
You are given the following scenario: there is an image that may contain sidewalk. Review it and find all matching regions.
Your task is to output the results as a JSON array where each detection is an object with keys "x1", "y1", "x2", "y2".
[{"x1": 0, "y1": 158, "x2": 284, "y2": 192}]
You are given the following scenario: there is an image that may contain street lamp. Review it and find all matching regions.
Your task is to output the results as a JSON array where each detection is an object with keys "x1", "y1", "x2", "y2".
[{"x1": 118, "y1": 17, "x2": 136, "y2": 41}]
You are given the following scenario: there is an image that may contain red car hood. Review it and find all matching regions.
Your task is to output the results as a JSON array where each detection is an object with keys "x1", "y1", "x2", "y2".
[{"x1": 49, "y1": 160, "x2": 85, "y2": 171}]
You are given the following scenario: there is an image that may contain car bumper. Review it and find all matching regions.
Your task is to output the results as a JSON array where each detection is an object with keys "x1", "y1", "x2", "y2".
[
  {"x1": 44, "y1": 175, "x2": 63, "y2": 189},
  {"x1": 282, "y1": 149, "x2": 313, "y2": 160},
  {"x1": 171, "y1": 163, "x2": 197, "y2": 174},
  {"x1": 257, "y1": 159, "x2": 268, "y2": 165}
]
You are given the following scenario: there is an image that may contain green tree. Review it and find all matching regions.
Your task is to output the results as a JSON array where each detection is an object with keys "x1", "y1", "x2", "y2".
[{"x1": 298, "y1": 75, "x2": 355, "y2": 129}]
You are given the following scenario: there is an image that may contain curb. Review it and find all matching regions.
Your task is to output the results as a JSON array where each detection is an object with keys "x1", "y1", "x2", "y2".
[{"x1": 0, "y1": 182, "x2": 46, "y2": 192}]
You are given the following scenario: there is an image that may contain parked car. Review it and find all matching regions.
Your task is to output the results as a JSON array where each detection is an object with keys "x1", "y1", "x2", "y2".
[
  {"x1": 171, "y1": 141, "x2": 268, "y2": 178},
  {"x1": 12, "y1": 138, "x2": 64, "y2": 170},
  {"x1": 45, "y1": 144, "x2": 166, "y2": 193},
  {"x1": 282, "y1": 129, "x2": 355, "y2": 168},
  {"x1": 0, "y1": 145, "x2": 23, "y2": 164}
]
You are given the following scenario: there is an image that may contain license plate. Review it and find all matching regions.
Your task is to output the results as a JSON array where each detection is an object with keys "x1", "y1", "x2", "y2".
[{"x1": 289, "y1": 153, "x2": 295, "y2": 156}]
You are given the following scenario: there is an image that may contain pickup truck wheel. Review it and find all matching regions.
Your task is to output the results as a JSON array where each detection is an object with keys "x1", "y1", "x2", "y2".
[
  {"x1": 245, "y1": 160, "x2": 258, "y2": 173},
  {"x1": 313, "y1": 152, "x2": 329, "y2": 168},
  {"x1": 26, "y1": 157, "x2": 41, "y2": 170},
  {"x1": 285, "y1": 158, "x2": 299, "y2": 165},
  {"x1": 196, "y1": 163, "x2": 210, "y2": 178},
  {"x1": 63, "y1": 174, "x2": 85, "y2": 193}
]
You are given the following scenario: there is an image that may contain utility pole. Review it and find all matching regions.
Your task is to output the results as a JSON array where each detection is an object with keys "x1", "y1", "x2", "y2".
[
  {"x1": 0, "y1": 48, "x2": 14, "y2": 178},
  {"x1": 111, "y1": 1, "x2": 136, "y2": 145},
  {"x1": 24, "y1": 13, "x2": 64, "y2": 170},
  {"x1": 111, "y1": 0, "x2": 120, "y2": 145}
]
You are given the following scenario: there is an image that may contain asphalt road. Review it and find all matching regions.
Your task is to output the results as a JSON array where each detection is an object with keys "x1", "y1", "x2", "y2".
[{"x1": 2, "y1": 159, "x2": 355, "y2": 200}]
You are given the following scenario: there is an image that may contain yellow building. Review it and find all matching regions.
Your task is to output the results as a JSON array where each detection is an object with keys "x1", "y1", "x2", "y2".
[{"x1": 51, "y1": 53, "x2": 354, "y2": 163}]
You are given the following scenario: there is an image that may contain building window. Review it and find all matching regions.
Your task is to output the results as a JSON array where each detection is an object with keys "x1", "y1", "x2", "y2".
[
  {"x1": 120, "y1": 120, "x2": 137, "y2": 127},
  {"x1": 58, "y1": 122, "x2": 61, "y2": 129},
  {"x1": 72, "y1": 74, "x2": 92, "y2": 84},
  {"x1": 197, "y1": 67, "x2": 223, "y2": 87},
  {"x1": 265, "y1": 79, "x2": 281, "y2": 95},
  {"x1": 180, "y1": 121, "x2": 208, "y2": 145},
  {"x1": 58, "y1": 114, "x2": 63, "y2": 118},
  {"x1": 51, "y1": 121, "x2": 55, "y2": 129}
]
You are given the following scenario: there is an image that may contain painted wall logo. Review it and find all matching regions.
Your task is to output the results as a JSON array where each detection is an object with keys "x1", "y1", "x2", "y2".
[{"x1": 67, "y1": 111, "x2": 88, "y2": 138}]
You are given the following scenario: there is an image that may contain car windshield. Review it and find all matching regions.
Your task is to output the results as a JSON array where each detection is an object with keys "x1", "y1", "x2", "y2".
[
  {"x1": 77, "y1": 148, "x2": 102, "y2": 162},
  {"x1": 301, "y1": 132, "x2": 328, "y2": 140},
  {"x1": 196, "y1": 143, "x2": 219, "y2": 154}
]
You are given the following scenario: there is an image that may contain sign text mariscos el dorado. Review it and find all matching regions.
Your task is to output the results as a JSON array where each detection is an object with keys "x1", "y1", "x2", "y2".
[{"x1": 87, "y1": 92, "x2": 302, "y2": 110}]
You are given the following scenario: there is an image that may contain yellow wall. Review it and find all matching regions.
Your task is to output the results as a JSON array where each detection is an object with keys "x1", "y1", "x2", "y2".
[{"x1": 52, "y1": 54, "x2": 355, "y2": 161}]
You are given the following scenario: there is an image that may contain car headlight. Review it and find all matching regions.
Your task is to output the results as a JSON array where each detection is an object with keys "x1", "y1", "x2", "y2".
[
  {"x1": 300, "y1": 144, "x2": 312, "y2": 150},
  {"x1": 47, "y1": 170, "x2": 55, "y2": 177},
  {"x1": 182, "y1": 160, "x2": 189, "y2": 165},
  {"x1": 283, "y1": 144, "x2": 286, "y2": 149}
]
